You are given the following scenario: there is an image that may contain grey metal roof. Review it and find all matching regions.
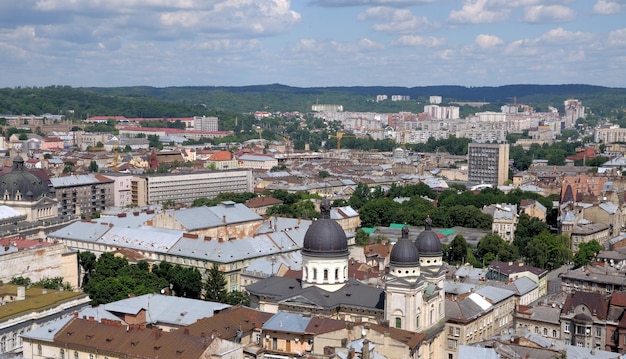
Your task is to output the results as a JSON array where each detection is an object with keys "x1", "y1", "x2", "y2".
[
  {"x1": 0, "y1": 205, "x2": 25, "y2": 220},
  {"x1": 99, "y1": 225, "x2": 182, "y2": 252},
  {"x1": 445, "y1": 281, "x2": 478, "y2": 295},
  {"x1": 49, "y1": 220, "x2": 113, "y2": 242},
  {"x1": 458, "y1": 345, "x2": 500, "y2": 359},
  {"x1": 20, "y1": 315, "x2": 74, "y2": 342},
  {"x1": 50, "y1": 174, "x2": 107, "y2": 187},
  {"x1": 103, "y1": 294, "x2": 230, "y2": 326},
  {"x1": 262, "y1": 312, "x2": 311, "y2": 333},
  {"x1": 247, "y1": 277, "x2": 385, "y2": 311},
  {"x1": 475, "y1": 286, "x2": 515, "y2": 304}
]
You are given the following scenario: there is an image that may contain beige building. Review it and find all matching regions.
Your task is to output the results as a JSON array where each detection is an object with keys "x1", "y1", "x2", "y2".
[
  {"x1": 570, "y1": 222, "x2": 610, "y2": 253},
  {"x1": 467, "y1": 143, "x2": 510, "y2": 187},
  {"x1": 0, "y1": 285, "x2": 90, "y2": 355},
  {"x1": 131, "y1": 168, "x2": 253, "y2": 206},
  {"x1": 0, "y1": 241, "x2": 80, "y2": 289}
]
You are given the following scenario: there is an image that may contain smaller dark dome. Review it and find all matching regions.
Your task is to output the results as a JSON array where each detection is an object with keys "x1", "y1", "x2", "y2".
[
  {"x1": 390, "y1": 238, "x2": 419, "y2": 266},
  {"x1": 416, "y1": 217, "x2": 442, "y2": 257}
]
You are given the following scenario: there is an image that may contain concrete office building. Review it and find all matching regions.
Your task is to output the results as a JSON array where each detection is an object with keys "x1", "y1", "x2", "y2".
[
  {"x1": 131, "y1": 169, "x2": 253, "y2": 206},
  {"x1": 468, "y1": 143, "x2": 510, "y2": 187}
]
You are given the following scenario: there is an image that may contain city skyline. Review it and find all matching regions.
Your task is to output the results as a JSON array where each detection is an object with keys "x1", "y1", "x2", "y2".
[{"x1": 0, "y1": 0, "x2": 625, "y2": 89}]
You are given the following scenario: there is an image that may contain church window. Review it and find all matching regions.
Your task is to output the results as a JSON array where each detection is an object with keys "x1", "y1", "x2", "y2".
[
  {"x1": 416, "y1": 316, "x2": 420, "y2": 329},
  {"x1": 323, "y1": 269, "x2": 328, "y2": 281},
  {"x1": 37, "y1": 345, "x2": 42, "y2": 356},
  {"x1": 395, "y1": 317, "x2": 402, "y2": 328},
  {"x1": 312, "y1": 269, "x2": 317, "y2": 280}
]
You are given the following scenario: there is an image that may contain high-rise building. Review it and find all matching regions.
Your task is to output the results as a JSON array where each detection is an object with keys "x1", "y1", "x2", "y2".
[
  {"x1": 193, "y1": 116, "x2": 219, "y2": 131},
  {"x1": 468, "y1": 143, "x2": 510, "y2": 187}
]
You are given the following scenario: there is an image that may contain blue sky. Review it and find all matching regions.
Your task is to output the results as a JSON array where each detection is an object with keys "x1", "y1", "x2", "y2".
[{"x1": 0, "y1": 0, "x2": 625, "y2": 88}]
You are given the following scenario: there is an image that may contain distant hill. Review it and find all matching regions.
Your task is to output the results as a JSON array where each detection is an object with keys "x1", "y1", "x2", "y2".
[{"x1": 1, "y1": 84, "x2": 625, "y2": 118}]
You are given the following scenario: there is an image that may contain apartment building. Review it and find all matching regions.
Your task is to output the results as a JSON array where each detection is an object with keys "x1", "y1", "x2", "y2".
[
  {"x1": 50, "y1": 174, "x2": 115, "y2": 218},
  {"x1": 467, "y1": 143, "x2": 510, "y2": 187},
  {"x1": 193, "y1": 115, "x2": 219, "y2": 131},
  {"x1": 131, "y1": 168, "x2": 253, "y2": 206}
]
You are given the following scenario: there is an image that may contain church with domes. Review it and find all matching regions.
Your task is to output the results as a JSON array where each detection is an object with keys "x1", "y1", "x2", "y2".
[
  {"x1": 246, "y1": 199, "x2": 445, "y2": 357},
  {"x1": 0, "y1": 156, "x2": 58, "y2": 223}
]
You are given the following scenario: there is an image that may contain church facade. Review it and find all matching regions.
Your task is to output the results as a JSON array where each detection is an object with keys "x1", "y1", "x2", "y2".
[{"x1": 246, "y1": 200, "x2": 445, "y2": 358}]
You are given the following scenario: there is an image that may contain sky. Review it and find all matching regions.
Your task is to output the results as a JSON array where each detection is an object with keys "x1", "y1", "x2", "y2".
[{"x1": 0, "y1": 0, "x2": 625, "y2": 88}]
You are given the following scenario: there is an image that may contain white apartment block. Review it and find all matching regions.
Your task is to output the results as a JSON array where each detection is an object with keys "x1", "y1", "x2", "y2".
[
  {"x1": 376, "y1": 95, "x2": 388, "y2": 102},
  {"x1": 564, "y1": 99, "x2": 585, "y2": 128},
  {"x1": 193, "y1": 116, "x2": 219, "y2": 131},
  {"x1": 391, "y1": 95, "x2": 410, "y2": 101},
  {"x1": 424, "y1": 105, "x2": 460, "y2": 120},
  {"x1": 595, "y1": 125, "x2": 626, "y2": 144},
  {"x1": 311, "y1": 104, "x2": 343, "y2": 112},
  {"x1": 429, "y1": 96, "x2": 442, "y2": 104},
  {"x1": 131, "y1": 169, "x2": 253, "y2": 206}
]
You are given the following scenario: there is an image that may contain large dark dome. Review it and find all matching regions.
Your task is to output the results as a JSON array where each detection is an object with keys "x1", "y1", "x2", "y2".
[
  {"x1": 390, "y1": 225, "x2": 419, "y2": 265},
  {"x1": 0, "y1": 156, "x2": 50, "y2": 201},
  {"x1": 416, "y1": 217, "x2": 442, "y2": 257},
  {"x1": 302, "y1": 199, "x2": 348, "y2": 258}
]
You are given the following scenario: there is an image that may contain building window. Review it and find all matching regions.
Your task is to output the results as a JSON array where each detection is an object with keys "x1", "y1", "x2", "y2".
[
  {"x1": 61, "y1": 349, "x2": 65, "y2": 359},
  {"x1": 323, "y1": 269, "x2": 328, "y2": 281},
  {"x1": 38, "y1": 344, "x2": 42, "y2": 356},
  {"x1": 553, "y1": 330, "x2": 557, "y2": 338},
  {"x1": 564, "y1": 323, "x2": 570, "y2": 333},
  {"x1": 596, "y1": 328, "x2": 602, "y2": 337},
  {"x1": 416, "y1": 315, "x2": 420, "y2": 329},
  {"x1": 272, "y1": 338, "x2": 278, "y2": 350},
  {"x1": 75, "y1": 351, "x2": 79, "y2": 359},
  {"x1": 535, "y1": 326, "x2": 539, "y2": 334},
  {"x1": 395, "y1": 317, "x2": 402, "y2": 328},
  {"x1": 312, "y1": 269, "x2": 317, "y2": 280},
  {"x1": 335, "y1": 268, "x2": 339, "y2": 281},
  {"x1": 455, "y1": 328, "x2": 460, "y2": 337},
  {"x1": 543, "y1": 328, "x2": 548, "y2": 336}
]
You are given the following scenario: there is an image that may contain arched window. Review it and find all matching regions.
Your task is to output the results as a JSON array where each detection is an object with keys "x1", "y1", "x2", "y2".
[
  {"x1": 75, "y1": 351, "x2": 79, "y2": 359},
  {"x1": 395, "y1": 317, "x2": 402, "y2": 328},
  {"x1": 312, "y1": 268, "x2": 317, "y2": 280},
  {"x1": 335, "y1": 268, "x2": 339, "y2": 281},
  {"x1": 37, "y1": 344, "x2": 42, "y2": 356},
  {"x1": 416, "y1": 315, "x2": 420, "y2": 329},
  {"x1": 323, "y1": 269, "x2": 328, "y2": 281},
  {"x1": 303, "y1": 266, "x2": 307, "y2": 280}
]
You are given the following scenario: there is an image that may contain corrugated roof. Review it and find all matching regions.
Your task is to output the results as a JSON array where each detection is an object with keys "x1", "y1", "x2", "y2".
[{"x1": 263, "y1": 312, "x2": 311, "y2": 333}]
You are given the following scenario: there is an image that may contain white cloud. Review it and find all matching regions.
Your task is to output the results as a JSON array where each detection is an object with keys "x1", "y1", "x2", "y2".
[
  {"x1": 608, "y1": 28, "x2": 626, "y2": 47},
  {"x1": 593, "y1": 0, "x2": 622, "y2": 15},
  {"x1": 392, "y1": 34, "x2": 445, "y2": 47},
  {"x1": 448, "y1": 0, "x2": 510, "y2": 24},
  {"x1": 523, "y1": 5, "x2": 575, "y2": 23},
  {"x1": 539, "y1": 27, "x2": 592, "y2": 44},
  {"x1": 359, "y1": 7, "x2": 433, "y2": 33},
  {"x1": 475, "y1": 34, "x2": 502, "y2": 48},
  {"x1": 309, "y1": 0, "x2": 439, "y2": 7}
]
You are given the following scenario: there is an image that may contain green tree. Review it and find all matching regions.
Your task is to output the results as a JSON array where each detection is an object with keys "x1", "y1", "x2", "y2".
[
  {"x1": 204, "y1": 263, "x2": 228, "y2": 303},
  {"x1": 444, "y1": 235, "x2": 469, "y2": 265},
  {"x1": 78, "y1": 251, "x2": 97, "y2": 286},
  {"x1": 88, "y1": 160, "x2": 99, "y2": 172},
  {"x1": 355, "y1": 228, "x2": 371, "y2": 246},
  {"x1": 10, "y1": 276, "x2": 31, "y2": 286},
  {"x1": 574, "y1": 240, "x2": 602, "y2": 268},
  {"x1": 225, "y1": 290, "x2": 250, "y2": 306},
  {"x1": 474, "y1": 234, "x2": 517, "y2": 266}
]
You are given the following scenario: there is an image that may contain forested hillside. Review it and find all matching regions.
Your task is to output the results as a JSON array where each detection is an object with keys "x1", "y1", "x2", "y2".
[{"x1": 1, "y1": 84, "x2": 625, "y2": 119}]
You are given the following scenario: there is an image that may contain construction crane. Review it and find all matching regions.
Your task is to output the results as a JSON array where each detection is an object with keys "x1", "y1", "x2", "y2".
[{"x1": 329, "y1": 131, "x2": 357, "y2": 152}]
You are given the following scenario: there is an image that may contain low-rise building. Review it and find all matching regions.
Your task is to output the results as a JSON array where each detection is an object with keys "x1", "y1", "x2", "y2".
[
  {"x1": 487, "y1": 261, "x2": 548, "y2": 297},
  {"x1": 0, "y1": 285, "x2": 90, "y2": 356}
]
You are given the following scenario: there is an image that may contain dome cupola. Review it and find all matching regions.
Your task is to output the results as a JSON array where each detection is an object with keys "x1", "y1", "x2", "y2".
[
  {"x1": 0, "y1": 156, "x2": 50, "y2": 201},
  {"x1": 415, "y1": 217, "x2": 442, "y2": 257},
  {"x1": 302, "y1": 199, "x2": 349, "y2": 258},
  {"x1": 390, "y1": 225, "x2": 420, "y2": 266}
]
